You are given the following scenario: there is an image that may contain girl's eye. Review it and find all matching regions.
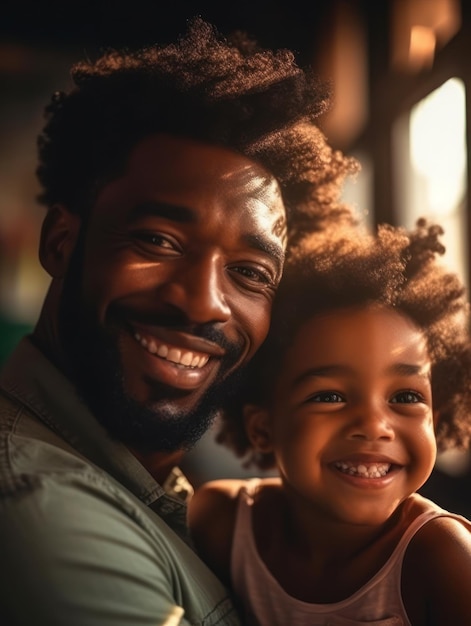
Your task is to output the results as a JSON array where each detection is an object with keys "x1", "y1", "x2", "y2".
[
  {"x1": 309, "y1": 391, "x2": 345, "y2": 403},
  {"x1": 390, "y1": 390, "x2": 424, "y2": 404}
]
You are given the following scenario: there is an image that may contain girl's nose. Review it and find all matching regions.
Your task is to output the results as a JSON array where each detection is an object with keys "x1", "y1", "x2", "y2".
[{"x1": 346, "y1": 401, "x2": 395, "y2": 441}]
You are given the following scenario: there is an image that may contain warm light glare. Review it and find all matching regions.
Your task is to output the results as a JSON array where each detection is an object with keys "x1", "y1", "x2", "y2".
[
  {"x1": 316, "y1": 1, "x2": 367, "y2": 147},
  {"x1": 410, "y1": 78, "x2": 466, "y2": 216},
  {"x1": 392, "y1": 0, "x2": 461, "y2": 72},
  {"x1": 409, "y1": 25, "x2": 436, "y2": 70},
  {"x1": 393, "y1": 77, "x2": 468, "y2": 286}
]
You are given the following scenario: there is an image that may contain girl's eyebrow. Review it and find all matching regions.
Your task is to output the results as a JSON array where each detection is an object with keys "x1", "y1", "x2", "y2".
[
  {"x1": 388, "y1": 363, "x2": 431, "y2": 380},
  {"x1": 291, "y1": 362, "x2": 431, "y2": 389},
  {"x1": 291, "y1": 365, "x2": 350, "y2": 389}
]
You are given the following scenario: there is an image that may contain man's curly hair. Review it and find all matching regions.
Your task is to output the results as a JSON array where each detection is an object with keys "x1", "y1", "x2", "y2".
[
  {"x1": 36, "y1": 17, "x2": 359, "y2": 248},
  {"x1": 217, "y1": 218, "x2": 471, "y2": 469}
]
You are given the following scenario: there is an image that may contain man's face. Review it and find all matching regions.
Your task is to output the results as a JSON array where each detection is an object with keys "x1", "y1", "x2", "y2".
[{"x1": 58, "y1": 134, "x2": 286, "y2": 451}]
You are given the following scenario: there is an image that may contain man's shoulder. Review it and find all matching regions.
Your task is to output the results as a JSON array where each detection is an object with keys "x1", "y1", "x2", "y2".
[
  {"x1": 0, "y1": 387, "x2": 142, "y2": 544},
  {"x1": 0, "y1": 406, "x2": 234, "y2": 623},
  {"x1": 0, "y1": 383, "x2": 88, "y2": 491},
  {"x1": 0, "y1": 447, "x2": 241, "y2": 626}
]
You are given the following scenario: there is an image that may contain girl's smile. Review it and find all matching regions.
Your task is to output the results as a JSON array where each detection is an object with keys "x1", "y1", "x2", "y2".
[{"x1": 259, "y1": 304, "x2": 436, "y2": 527}]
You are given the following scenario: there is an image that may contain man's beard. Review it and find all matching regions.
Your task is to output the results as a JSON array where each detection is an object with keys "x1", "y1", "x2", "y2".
[{"x1": 58, "y1": 234, "x2": 244, "y2": 453}]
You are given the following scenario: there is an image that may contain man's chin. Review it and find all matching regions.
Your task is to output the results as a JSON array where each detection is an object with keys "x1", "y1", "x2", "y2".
[
  {"x1": 77, "y1": 379, "x2": 215, "y2": 451},
  {"x1": 74, "y1": 353, "x2": 242, "y2": 452}
]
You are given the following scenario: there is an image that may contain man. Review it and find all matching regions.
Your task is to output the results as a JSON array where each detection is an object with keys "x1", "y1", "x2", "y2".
[{"x1": 0, "y1": 17, "x2": 358, "y2": 625}]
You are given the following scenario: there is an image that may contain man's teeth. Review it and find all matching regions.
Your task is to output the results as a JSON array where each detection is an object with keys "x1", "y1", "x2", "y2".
[
  {"x1": 335, "y1": 461, "x2": 391, "y2": 478},
  {"x1": 134, "y1": 333, "x2": 209, "y2": 368}
]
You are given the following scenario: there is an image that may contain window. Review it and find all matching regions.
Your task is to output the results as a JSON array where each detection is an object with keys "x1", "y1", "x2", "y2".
[{"x1": 393, "y1": 78, "x2": 468, "y2": 287}]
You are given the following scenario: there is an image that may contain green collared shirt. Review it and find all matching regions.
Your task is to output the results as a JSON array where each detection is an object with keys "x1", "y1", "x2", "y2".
[{"x1": 0, "y1": 338, "x2": 240, "y2": 626}]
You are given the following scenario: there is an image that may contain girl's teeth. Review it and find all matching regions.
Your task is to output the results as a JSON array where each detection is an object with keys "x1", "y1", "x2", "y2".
[{"x1": 335, "y1": 461, "x2": 391, "y2": 478}]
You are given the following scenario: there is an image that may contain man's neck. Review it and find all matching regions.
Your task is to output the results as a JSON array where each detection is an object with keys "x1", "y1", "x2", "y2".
[{"x1": 128, "y1": 447, "x2": 185, "y2": 484}]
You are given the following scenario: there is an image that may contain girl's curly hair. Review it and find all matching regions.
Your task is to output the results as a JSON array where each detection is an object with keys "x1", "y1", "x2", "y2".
[
  {"x1": 217, "y1": 218, "x2": 471, "y2": 469},
  {"x1": 36, "y1": 16, "x2": 359, "y2": 248}
]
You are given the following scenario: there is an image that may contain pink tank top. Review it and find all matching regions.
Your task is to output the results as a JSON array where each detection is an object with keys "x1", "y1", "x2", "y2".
[{"x1": 231, "y1": 479, "x2": 471, "y2": 626}]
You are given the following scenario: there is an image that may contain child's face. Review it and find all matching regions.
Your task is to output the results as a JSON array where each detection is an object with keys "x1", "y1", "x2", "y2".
[{"x1": 256, "y1": 304, "x2": 437, "y2": 526}]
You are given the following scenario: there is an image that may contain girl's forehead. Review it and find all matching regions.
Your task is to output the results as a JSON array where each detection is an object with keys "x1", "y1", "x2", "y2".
[
  {"x1": 282, "y1": 304, "x2": 430, "y2": 371},
  {"x1": 296, "y1": 303, "x2": 418, "y2": 335}
]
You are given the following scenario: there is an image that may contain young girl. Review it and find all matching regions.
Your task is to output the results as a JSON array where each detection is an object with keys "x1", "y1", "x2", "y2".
[{"x1": 188, "y1": 219, "x2": 471, "y2": 626}]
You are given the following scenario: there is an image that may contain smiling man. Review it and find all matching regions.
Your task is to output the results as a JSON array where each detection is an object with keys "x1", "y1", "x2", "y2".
[
  {"x1": 47, "y1": 134, "x2": 286, "y2": 458},
  {"x1": 0, "y1": 17, "x2": 358, "y2": 626}
]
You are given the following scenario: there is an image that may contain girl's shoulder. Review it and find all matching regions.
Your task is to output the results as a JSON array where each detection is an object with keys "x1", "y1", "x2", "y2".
[
  {"x1": 406, "y1": 510, "x2": 471, "y2": 563},
  {"x1": 187, "y1": 477, "x2": 281, "y2": 584},
  {"x1": 187, "y1": 478, "x2": 246, "y2": 539},
  {"x1": 403, "y1": 494, "x2": 471, "y2": 561},
  {"x1": 191, "y1": 475, "x2": 282, "y2": 502},
  {"x1": 402, "y1": 505, "x2": 471, "y2": 625}
]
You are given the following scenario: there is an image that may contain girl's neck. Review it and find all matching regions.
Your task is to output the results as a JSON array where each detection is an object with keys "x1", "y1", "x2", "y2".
[{"x1": 253, "y1": 482, "x2": 408, "y2": 603}]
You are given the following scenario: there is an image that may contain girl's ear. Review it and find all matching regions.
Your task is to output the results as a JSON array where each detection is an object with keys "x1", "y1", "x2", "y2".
[
  {"x1": 39, "y1": 205, "x2": 81, "y2": 278},
  {"x1": 243, "y1": 404, "x2": 274, "y2": 453}
]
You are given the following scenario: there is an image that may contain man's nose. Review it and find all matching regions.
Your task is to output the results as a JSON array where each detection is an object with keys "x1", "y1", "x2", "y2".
[
  {"x1": 161, "y1": 254, "x2": 232, "y2": 324},
  {"x1": 346, "y1": 400, "x2": 395, "y2": 441}
]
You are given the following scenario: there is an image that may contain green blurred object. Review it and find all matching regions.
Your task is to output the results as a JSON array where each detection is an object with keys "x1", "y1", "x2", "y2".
[{"x1": 0, "y1": 314, "x2": 33, "y2": 366}]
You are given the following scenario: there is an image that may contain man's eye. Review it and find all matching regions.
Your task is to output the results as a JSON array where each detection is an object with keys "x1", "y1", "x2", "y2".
[
  {"x1": 133, "y1": 232, "x2": 180, "y2": 253},
  {"x1": 309, "y1": 392, "x2": 344, "y2": 403},
  {"x1": 138, "y1": 233, "x2": 174, "y2": 248},
  {"x1": 230, "y1": 266, "x2": 276, "y2": 287},
  {"x1": 390, "y1": 390, "x2": 423, "y2": 404}
]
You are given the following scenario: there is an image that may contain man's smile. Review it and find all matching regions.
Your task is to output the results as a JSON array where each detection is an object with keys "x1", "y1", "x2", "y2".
[
  {"x1": 121, "y1": 321, "x2": 237, "y2": 394},
  {"x1": 134, "y1": 331, "x2": 211, "y2": 369}
]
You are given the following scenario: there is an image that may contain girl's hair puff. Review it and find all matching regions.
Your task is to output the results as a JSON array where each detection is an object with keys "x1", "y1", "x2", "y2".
[{"x1": 217, "y1": 218, "x2": 471, "y2": 469}]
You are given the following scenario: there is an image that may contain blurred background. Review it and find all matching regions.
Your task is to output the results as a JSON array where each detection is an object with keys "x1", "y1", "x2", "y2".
[{"x1": 1, "y1": 0, "x2": 471, "y2": 513}]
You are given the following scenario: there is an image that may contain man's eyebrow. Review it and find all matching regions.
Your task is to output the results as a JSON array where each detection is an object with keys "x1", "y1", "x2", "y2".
[
  {"x1": 244, "y1": 233, "x2": 285, "y2": 269},
  {"x1": 126, "y1": 202, "x2": 196, "y2": 224},
  {"x1": 127, "y1": 203, "x2": 285, "y2": 267}
]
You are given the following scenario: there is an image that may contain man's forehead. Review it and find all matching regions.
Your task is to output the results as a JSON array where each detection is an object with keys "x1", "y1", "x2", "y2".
[{"x1": 227, "y1": 166, "x2": 283, "y2": 202}]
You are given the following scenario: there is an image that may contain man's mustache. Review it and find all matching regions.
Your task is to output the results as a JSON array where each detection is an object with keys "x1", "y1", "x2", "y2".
[{"x1": 111, "y1": 307, "x2": 241, "y2": 356}]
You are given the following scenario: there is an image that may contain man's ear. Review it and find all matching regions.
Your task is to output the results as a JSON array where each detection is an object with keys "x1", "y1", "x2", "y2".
[
  {"x1": 39, "y1": 205, "x2": 81, "y2": 278},
  {"x1": 243, "y1": 404, "x2": 274, "y2": 453}
]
